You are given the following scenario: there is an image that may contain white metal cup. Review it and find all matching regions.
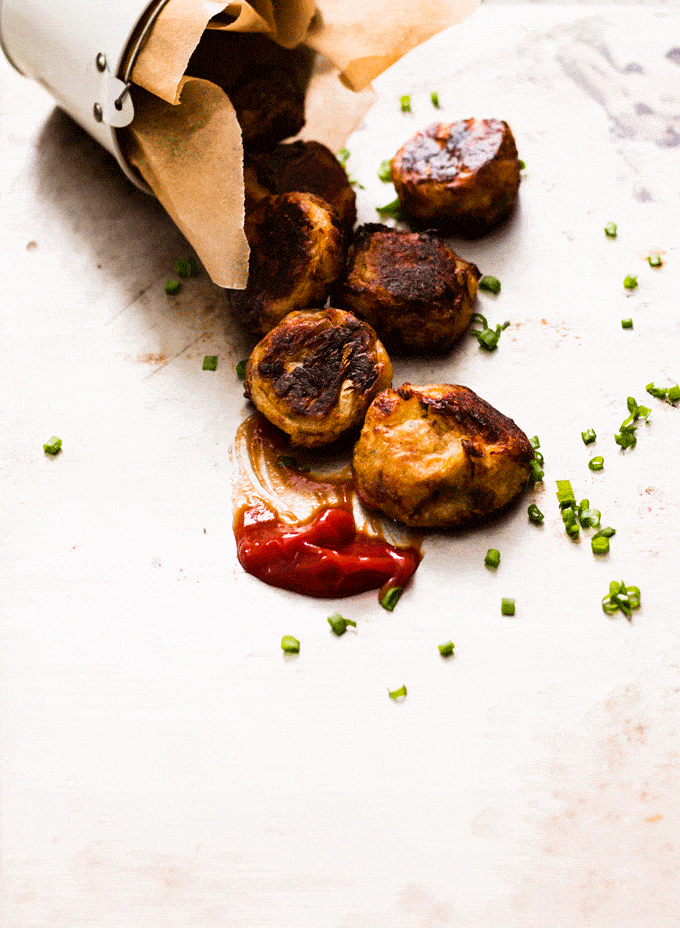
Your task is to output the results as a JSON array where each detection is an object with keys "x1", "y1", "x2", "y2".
[{"x1": 0, "y1": 0, "x2": 173, "y2": 190}]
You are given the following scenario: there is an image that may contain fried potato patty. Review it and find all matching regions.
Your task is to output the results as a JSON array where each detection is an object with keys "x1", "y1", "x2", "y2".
[
  {"x1": 230, "y1": 70, "x2": 306, "y2": 150},
  {"x1": 333, "y1": 224, "x2": 480, "y2": 354},
  {"x1": 244, "y1": 308, "x2": 392, "y2": 448},
  {"x1": 353, "y1": 383, "x2": 534, "y2": 528},
  {"x1": 245, "y1": 141, "x2": 357, "y2": 232},
  {"x1": 231, "y1": 192, "x2": 346, "y2": 337},
  {"x1": 390, "y1": 119, "x2": 521, "y2": 237}
]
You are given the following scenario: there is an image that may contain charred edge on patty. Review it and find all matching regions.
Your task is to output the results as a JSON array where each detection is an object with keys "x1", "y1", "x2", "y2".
[
  {"x1": 395, "y1": 384, "x2": 534, "y2": 463},
  {"x1": 252, "y1": 318, "x2": 380, "y2": 418}
]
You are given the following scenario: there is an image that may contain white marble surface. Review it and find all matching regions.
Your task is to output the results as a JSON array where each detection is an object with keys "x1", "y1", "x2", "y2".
[{"x1": 2, "y1": 3, "x2": 680, "y2": 926}]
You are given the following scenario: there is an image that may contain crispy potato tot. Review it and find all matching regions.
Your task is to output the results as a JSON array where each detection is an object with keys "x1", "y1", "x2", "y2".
[
  {"x1": 353, "y1": 383, "x2": 534, "y2": 528},
  {"x1": 245, "y1": 141, "x2": 357, "y2": 231},
  {"x1": 244, "y1": 308, "x2": 392, "y2": 448},
  {"x1": 391, "y1": 119, "x2": 521, "y2": 236},
  {"x1": 230, "y1": 70, "x2": 306, "y2": 151},
  {"x1": 231, "y1": 192, "x2": 345, "y2": 337},
  {"x1": 333, "y1": 224, "x2": 480, "y2": 354}
]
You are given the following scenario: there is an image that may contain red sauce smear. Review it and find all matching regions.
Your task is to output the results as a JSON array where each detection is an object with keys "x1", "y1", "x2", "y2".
[{"x1": 235, "y1": 502, "x2": 421, "y2": 599}]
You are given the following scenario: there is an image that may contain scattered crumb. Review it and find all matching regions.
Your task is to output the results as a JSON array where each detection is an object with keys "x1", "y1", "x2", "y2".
[{"x1": 26, "y1": 241, "x2": 37, "y2": 251}]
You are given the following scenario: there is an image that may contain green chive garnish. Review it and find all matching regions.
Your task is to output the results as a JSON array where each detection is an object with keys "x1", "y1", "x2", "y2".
[
  {"x1": 648, "y1": 253, "x2": 662, "y2": 267},
  {"x1": 530, "y1": 436, "x2": 540, "y2": 449},
  {"x1": 327, "y1": 612, "x2": 357, "y2": 636},
  {"x1": 378, "y1": 160, "x2": 392, "y2": 182},
  {"x1": 165, "y1": 278, "x2": 181, "y2": 295},
  {"x1": 176, "y1": 255, "x2": 198, "y2": 278},
  {"x1": 528, "y1": 503, "x2": 544, "y2": 524},
  {"x1": 646, "y1": 382, "x2": 680, "y2": 403},
  {"x1": 430, "y1": 91, "x2": 440, "y2": 108},
  {"x1": 281, "y1": 635, "x2": 300, "y2": 653},
  {"x1": 604, "y1": 222, "x2": 617, "y2": 238},
  {"x1": 43, "y1": 436, "x2": 62, "y2": 455},
  {"x1": 389, "y1": 685, "x2": 407, "y2": 699},
  {"x1": 469, "y1": 312, "x2": 509, "y2": 351},
  {"x1": 581, "y1": 428, "x2": 596, "y2": 445},
  {"x1": 376, "y1": 197, "x2": 404, "y2": 220},
  {"x1": 501, "y1": 598, "x2": 515, "y2": 616},
  {"x1": 591, "y1": 536, "x2": 610, "y2": 554},
  {"x1": 589, "y1": 456, "x2": 604, "y2": 471},
  {"x1": 621, "y1": 318, "x2": 633, "y2": 329},
  {"x1": 602, "y1": 581, "x2": 640, "y2": 620},
  {"x1": 438, "y1": 640, "x2": 455, "y2": 656},
  {"x1": 556, "y1": 480, "x2": 576, "y2": 509},
  {"x1": 236, "y1": 359, "x2": 248, "y2": 379},
  {"x1": 202, "y1": 355, "x2": 218, "y2": 371},
  {"x1": 623, "y1": 275, "x2": 638, "y2": 290},
  {"x1": 485, "y1": 548, "x2": 500, "y2": 569},
  {"x1": 380, "y1": 587, "x2": 403, "y2": 611},
  {"x1": 518, "y1": 159, "x2": 526, "y2": 170},
  {"x1": 400, "y1": 95, "x2": 411, "y2": 113},
  {"x1": 337, "y1": 147, "x2": 350, "y2": 164},
  {"x1": 478, "y1": 275, "x2": 501, "y2": 295}
]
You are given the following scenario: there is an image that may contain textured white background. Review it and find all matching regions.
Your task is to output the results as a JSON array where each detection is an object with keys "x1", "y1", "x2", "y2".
[{"x1": 2, "y1": 2, "x2": 680, "y2": 925}]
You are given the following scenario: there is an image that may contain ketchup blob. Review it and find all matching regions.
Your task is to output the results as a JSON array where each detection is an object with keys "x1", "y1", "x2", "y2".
[{"x1": 234, "y1": 503, "x2": 421, "y2": 599}]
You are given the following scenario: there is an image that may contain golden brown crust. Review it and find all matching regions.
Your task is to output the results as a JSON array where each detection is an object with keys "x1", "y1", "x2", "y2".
[
  {"x1": 391, "y1": 119, "x2": 521, "y2": 237},
  {"x1": 230, "y1": 192, "x2": 346, "y2": 337},
  {"x1": 352, "y1": 383, "x2": 534, "y2": 528},
  {"x1": 244, "y1": 308, "x2": 393, "y2": 448},
  {"x1": 332, "y1": 224, "x2": 480, "y2": 354},
  {"x1": 246, "y1": 141, "x2": 357, "y2": 232}
]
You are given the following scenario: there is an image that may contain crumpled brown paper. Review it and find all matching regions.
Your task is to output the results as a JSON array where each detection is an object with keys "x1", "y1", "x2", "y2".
[{"x1": 124, "y1": 0, "x2": 479, "y2": 289}]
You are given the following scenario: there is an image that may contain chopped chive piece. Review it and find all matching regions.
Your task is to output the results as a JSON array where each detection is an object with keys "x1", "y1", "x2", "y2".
[
  {"x1": 484, "y1": 548, "x2": 500, "y2": 569},
  {"x1": 601, "y1": 581, "x2": 640, "y2": 619},
  {"x1": 556, "y1": 480, "x2": 576, "y2": 509},
  {"x1": 202, "y1": 355, "x2": 218, "y2": 371},
  {"x1": 646, "y1": 381, "x2": 667, "y2": 399},
  {"x1": 438, "y1": 640, "x2": 455, "y2": 656},
  {"x1": 621, "y1": 318, "x2": 633, "y2": 329},
  {"x1": 623, "y1": 275, "x2": 638, "y2": 290},
  {"x1": 337, "y1": 147, "x2": 350, "y2": 163},
  {"x1": 376, "y1": 197, "x2": 404, "y2": 220},
  {"x1": 281, "y1": 635, "x2": 300, "y2": 653},
  {"x1": 430, "y1": 91, "x2": 440, "y2": 108},
  {"x1": 478, "y1": 275, "x2": 501, "y2": 294},
  {"x1": 592, "y1": 536, "x2": 610, "y2": 554},
  {"x1": 615, "y1": 425, "x2": 637, "y2": 449},
  {"x1": 518, "y1": 159, "x2": 526, "y2": 170},
  {"x1": 43, "y1": 436, "x2": 62, "y2": 455},
  {"x1": 400, "y1": 95, "x2": 412, "y2": 113},
  {"x1": 469, "y1": 312, "x2": 509, "y2": 351},
  {"x1": 236, "y1": 358, "x2": 248, "y2": 379},
  {"x1": 589, "y1": 455, "x2": 604, "y2": 471},
  {"x1": 501, "y1": 598, "x2": 515, "y2": 616},
  {"x1": 581, "y1": 428, "x2": 597, "y2": 445},
  {"x1": 389, "y1": 685, "x2": 407, "y2": 699},
  {"x1": 669, "y1": 384, "x2": 680, "y2": 403},
  {"x1": 578, "y1": 507, "x2": 601, "y2": 529},
  {"x1": 165, "y1": 278, "x2": 181, "y2": 295},
  {"x1": 380, "y1": 586, "x2": 403, "y2": 611},
  {"x1": 593, "y1": 526, "x2": 616, "y2": 538},
  {"x1": 528, "y1": 503, "x2": 544, "y2": 524},
  {"x1": 604, "y1": 222, "x2": 617, "y2": 238},
  {"x1": 276, "y1": 454, "x2": 309, "y2": 472},
  {"x1": 327, "y1": 612, "x2": 357, "y2": 636},
  {"x1": 530, "y1": 435, "x2": 540, "y2": 450},
  {"x1": 528, "y1": 459, "x2": 545, "y2": 485},
  {"x1": 175, "y1": 255, "x2": 198, "y2": 278},
  {"x1": 378, "y1": 160, "x2": 392, "y2": 182},
  {"x1": 648, "y1": 253, "x2": 662, "y2": 267}
]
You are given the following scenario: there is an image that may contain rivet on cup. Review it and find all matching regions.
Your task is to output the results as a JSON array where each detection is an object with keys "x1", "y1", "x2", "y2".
[
  {"x1": 93, "y1": 102, "x2": 103, "y2": 122},
  {"x1": 96, "y1": 53, "x2": 107, "y2": 73}
]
